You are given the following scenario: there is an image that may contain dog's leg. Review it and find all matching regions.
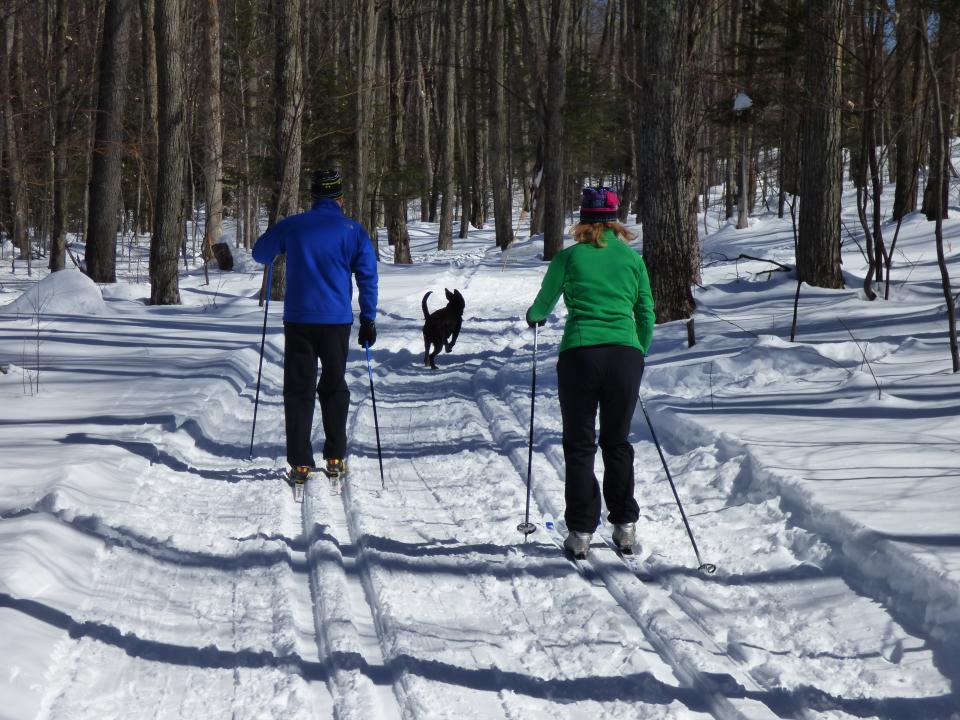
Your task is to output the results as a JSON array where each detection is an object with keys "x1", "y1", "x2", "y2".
[
  {"x1": 429, "y1": 341, "x2": 441, "y2": 369},
  {"x1": 445, "y1": 319, "x2": 462, "y2": 353}
]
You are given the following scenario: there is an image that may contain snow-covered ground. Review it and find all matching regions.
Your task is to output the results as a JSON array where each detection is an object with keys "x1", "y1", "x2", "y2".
[{"x1": 1, "y1": 183, "x2": 959, "y2": 719}]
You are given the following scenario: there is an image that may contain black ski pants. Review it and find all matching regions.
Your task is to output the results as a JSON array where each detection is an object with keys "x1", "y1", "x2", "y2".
[
  {"x1": 557, "y1": 344, "x2": 645, "y2": 533},
  {"x1": 283, "y1": 322, "x2": 351, "y2": 468}
]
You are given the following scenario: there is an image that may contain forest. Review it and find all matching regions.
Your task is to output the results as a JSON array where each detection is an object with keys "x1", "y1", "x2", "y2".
[{"x1": 0, "y1": 0, "x2": 958, "y2": 321}]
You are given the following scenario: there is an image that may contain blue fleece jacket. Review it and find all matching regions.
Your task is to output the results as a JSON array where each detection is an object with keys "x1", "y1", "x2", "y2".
[{"x1": 252, "y1": 199, "x2": 378, "y2": 324}]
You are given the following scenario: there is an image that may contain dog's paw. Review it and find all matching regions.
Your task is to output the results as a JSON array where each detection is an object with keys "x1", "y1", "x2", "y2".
[{"x1": 444, "y1": 344, "x2": 453, "y2": 353}]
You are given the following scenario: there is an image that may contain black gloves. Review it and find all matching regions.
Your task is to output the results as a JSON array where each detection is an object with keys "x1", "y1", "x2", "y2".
[
  {"x1": 358, "y1": 319, "x2": 377, "y2": 348},
  {"x1": 525, "y1": 310, "x2": 545, "y2": 328}
]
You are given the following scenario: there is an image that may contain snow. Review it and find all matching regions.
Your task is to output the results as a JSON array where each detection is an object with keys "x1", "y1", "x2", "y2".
[
  {"x1": 0, "y1": 269, "x2": 106, "y2": 318},
  {"x1": 733, "y1": 92, "x2": 753, "y2": 113},
  {"x1": 2, "y1": 178, "x2": 960, "y2": 718}
]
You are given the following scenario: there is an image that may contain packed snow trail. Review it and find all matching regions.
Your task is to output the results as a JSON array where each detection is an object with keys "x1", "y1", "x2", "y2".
[{"x1": 1, "y1": 212, "x2": 959, "y2": 718}]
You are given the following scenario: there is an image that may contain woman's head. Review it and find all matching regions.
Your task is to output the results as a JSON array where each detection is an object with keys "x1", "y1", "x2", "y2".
[{"x1": 574, "y1": 186, "x2": 636, "y2": 247}]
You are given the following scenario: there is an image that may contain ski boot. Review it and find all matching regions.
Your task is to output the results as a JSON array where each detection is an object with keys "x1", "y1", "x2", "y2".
[
  {"x1": 323, "y1": 458, "x2": 347, "y2": 495},
  {"x1": 612, "y1": 522, "x2": 636, "y2": 555},
  {"x1": 288, "y1": 465, "x2": 310, "y2": 503},
  {"x1": 563, "y1": 530, "x2": 592, "y2": 560}
]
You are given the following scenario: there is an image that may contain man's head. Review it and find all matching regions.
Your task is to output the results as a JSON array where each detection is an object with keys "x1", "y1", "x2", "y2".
[{"x1": 311, "y1": 169, "x2": 343, "y2": 202}]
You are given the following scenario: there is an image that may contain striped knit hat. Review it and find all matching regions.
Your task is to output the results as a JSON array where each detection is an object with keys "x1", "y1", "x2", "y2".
[
  {"x1": 579, "y1": 187, "x2": 619, "y2": 223},
  {"x1": 311, "y1": 169, "x2": 343, "y2": 200}
]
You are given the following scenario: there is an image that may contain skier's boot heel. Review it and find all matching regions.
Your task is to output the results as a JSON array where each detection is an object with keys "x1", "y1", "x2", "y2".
[
  {"x1": 612, "y1": 522, "x2": 636, "y2": 555},
  {"x1": 563, "y1": 531, "x2": 592, "y2": 560},
  {"x1": 288, "y1": 465, "x2": 310, "y2": 503},
  {"x1": 325, "y1": 458, "x2": 346, "y2": 495}
]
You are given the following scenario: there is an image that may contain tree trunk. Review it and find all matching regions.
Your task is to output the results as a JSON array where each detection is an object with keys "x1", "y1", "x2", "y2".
[
  {"x1": 49, "y1": 0, "x2": 71, "y2": 271},
  {"x1": 201, "y1": 0, "x2": 224, "y2": 265},
  {"x1": 412, "y1": 20, "x2": 434, "y2": 222},
  {"x1": 268, "y1": 0, "x2": 304, "y2": 299},
  {"x1": 385, "y1": 0, "x2": 410, "y2": 263},
  {"x1": 86, "y1": 0, "x2": 132, "y2": 283},
  {"x1": 922, "y1": 10, "x2": 959, "y2": 371},
  {"x1": 637, "y1": 0, "x2": 700, "y2": 322},
  {"x1": 921, "y1": 9, "x2": 958, "y2": 222},
  {"x1": 1, "y1": 14, "x2": 27, "y2": 263},
  {"x1": 797, "y1": 0, "x2": 845, "y2": 289},
  {"x1": 351, "y1": 0, "x2": 377, "y2": 233},
  {"x1": 437, "y1": 0, "x2": 457, "y2": 250},
  {"x1": 139, "y1": 0, "x2": 158, "y2": 234},
  {"x1": 541, "y1": 0, "x2": 571, "y2": 260},
  {"x1": 488, "y1": 0, "x2": 513, "y2": 249},
  {"x1": 892, "y1": 1, "x2": 923, "y2": 221},
  {"x1": 150, "y1": 0, "x2": 186, "y2": 304}
]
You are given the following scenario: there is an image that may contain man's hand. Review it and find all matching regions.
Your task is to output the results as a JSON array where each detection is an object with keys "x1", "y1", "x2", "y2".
[
  {"x1": 525, "y1": 310, "x2": 545, "y2": 328},
  {"x1": 358, "y1": 319, "x2": 377, "y2": 348}
]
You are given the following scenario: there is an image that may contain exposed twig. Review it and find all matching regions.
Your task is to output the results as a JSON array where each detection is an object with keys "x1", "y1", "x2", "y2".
[{"x1": 838, "y1": 317, "x2": 882, "y2": 399}]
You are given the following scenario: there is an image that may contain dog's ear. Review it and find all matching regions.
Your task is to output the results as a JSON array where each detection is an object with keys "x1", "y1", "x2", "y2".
[
  {"x1": 445, "y1": 288, "x2": 454, "y2": 302},
  {"x1": 454, "y1": 289, "x2": 464, "y2": 306}
]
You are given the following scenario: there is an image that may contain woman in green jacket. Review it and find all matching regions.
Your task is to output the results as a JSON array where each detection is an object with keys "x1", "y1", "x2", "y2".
[{"x1": 526, "y1": 187, "x2": 655, "y2": 558}]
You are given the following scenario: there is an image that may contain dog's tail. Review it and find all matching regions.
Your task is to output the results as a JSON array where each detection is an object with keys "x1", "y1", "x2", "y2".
[{"x1": 422, "y1": 291, "x2": 432, "y2": 318}]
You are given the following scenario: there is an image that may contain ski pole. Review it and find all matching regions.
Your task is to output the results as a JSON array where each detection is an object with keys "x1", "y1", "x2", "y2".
[
  {"x1": 248, "y1": 263, "x2": 273, "y2": 460},
  {"x1": 365, "y1": 343, "x2": 385, "y2": 490},
  {"x1": 638, "y1": 395, "x2": 716, "y2": 574},
  {"x1": 517, "y1": 323, "x2": 538, "y2": 538}
]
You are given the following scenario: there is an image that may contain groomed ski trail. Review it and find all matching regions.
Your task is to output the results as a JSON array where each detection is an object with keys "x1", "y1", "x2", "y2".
[{"x1": 473, "y1": 326, "x2": 955, "y2": 719}]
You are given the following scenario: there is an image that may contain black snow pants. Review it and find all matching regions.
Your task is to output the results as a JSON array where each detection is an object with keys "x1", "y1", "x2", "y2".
[
  {"x1": 557, "y1": 344, "x2": 645, "y2": 533},
  {"x1": 283, "y1": 322, "x2": 351, "y2": 468}
]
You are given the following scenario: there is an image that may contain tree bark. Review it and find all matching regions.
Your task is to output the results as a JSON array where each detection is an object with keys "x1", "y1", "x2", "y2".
[
  {"x1": 541, "y1": 0, "x2": 571, "y2": 260},
  {"x1": 268, "y1": 0, "x2": 304, "y2": 299},
  {"x1": 437, "y1": 0, "x2": 457, "y2": 250},
  {"x1": 385, "y1": 0, "x2": 410, "y2": 263},
  {"x1": 49, "y1": 0, "x2": 72, "y2": 271},
  {"x1": 892, "y1": 1, "x2": 924, "y2": 221},
  {"x1": 150, "y1": 0, "x2": 186, "y2": 304},
  {"x1": 86, "y1": 0, "x2": 133, "y2": 283},
  {"x1": 921, "y1": 9, "x2": 958, "y2": 222},
  {"x1": 139, "y1": 0, "x2": 158, "y2": 234},
  {"x1": 797, "y1": 0, "x2": 845, "y2": 289},
  {"x1": 351, "y1": 0, "x2": 377, "y2": 232},
  {"x1": 201, "y1": 0, "x2": 224, "y2": 264},
  {"x1": 637, "y1": 0, "x2": 700, "y2": 322},
  {"x1": 0, "y1": 13, "x2": 26, "y2": 263},
  {"x1": 488, "y1": 0, "x2": 513, "y2": 249}
]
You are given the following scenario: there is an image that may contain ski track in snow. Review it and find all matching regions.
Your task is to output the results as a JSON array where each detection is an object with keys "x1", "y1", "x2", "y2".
[{"x1": 3, "y1": 208, "x2": 960, "y2": 718}]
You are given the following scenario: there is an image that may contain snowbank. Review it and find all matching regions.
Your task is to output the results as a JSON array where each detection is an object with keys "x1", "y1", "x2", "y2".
[{"x1": 0, "y1": 269, "x2": 106, "y2": 317}]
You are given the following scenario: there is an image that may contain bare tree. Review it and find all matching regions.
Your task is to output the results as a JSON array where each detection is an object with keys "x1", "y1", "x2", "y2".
[
  {"x1": 86, "y1": 0, "x2": 133, "y2": 283},
  {"x1": 540, "y1": 0, "x2": 571, "y2": 260},
  {"x1": 436, "y1": 0, "x2": 457, "y2": 251},
  {"x1": 49, "y1": 0, "x2": 72, "y2": 271},
  {"x1": 488, "y1": 0, "x2": 513, "y2": 250},
  {"x1": 267, "y1": 0, "x2": 304, "y2": 300},
  {"x1": 797, "y1": 0, "x2": 845, "y2": 289},
  {"x1": 637, "y1": 0, "x2": 704, "y2": 322},
  {"x1": 150, "y1": 0, "x2": 187, "y2": 304},
  {"x1": 385, "y1": 0, "x2": 410, "y2": 262},
  {"x1": 201, "y1": 0, "x2": 224, "y2": 266}
]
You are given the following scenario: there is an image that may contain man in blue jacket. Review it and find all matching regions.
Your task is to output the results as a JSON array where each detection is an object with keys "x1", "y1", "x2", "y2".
[{"x1": 253, "y1": 169, "x2": 378, "y2": 486}]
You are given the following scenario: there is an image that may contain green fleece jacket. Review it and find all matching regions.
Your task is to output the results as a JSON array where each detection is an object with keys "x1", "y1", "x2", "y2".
[{"x1": 526, "y1": 233, "x2": 655, "y2": 354}]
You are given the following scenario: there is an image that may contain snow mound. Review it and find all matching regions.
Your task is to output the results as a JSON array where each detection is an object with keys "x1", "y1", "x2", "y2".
[{"x1": 0, "y1": 269, "x2": 107, "y2": 317}]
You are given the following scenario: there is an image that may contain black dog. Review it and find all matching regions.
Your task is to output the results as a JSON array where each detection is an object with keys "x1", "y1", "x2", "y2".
[{"x1": 422, "y1": 289, "x2": 465, "y2": 369}]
